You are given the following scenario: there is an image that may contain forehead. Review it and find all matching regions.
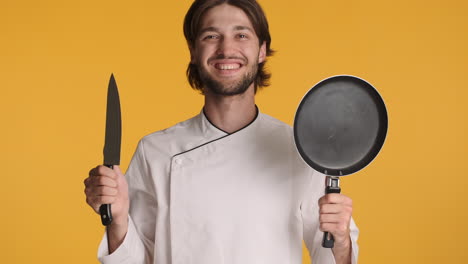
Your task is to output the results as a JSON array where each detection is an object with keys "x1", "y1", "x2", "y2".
[{"x1": 200, "y1": 3, "x2": 254, "y2": 30}]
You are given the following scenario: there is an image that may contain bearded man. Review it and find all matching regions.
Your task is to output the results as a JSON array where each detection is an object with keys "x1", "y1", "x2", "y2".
[{"x1": 84, "y1": 1, "x2": 359, "y2": 263}]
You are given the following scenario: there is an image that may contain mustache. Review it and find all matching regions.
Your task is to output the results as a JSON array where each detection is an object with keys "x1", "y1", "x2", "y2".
[{"x1": 208, "y1": 54, "x2": 247, "y2": 64}]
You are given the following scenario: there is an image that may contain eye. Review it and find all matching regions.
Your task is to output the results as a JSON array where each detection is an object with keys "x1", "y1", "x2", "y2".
[
  {"x1": 238, "y1": 33, "x2": 248, "y2": 39},
  {"x1": 203, "y1": 34, "x2": 219, "y2": 40}
]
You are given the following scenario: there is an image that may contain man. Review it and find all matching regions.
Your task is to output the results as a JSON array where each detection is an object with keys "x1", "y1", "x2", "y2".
[{"x1": 84, "y1": 0, "x2": 359, "y2": 263}]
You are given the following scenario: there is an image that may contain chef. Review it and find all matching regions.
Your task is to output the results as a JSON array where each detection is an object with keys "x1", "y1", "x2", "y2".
[{"x1": 84, "y1": 0, "x2": 359, "y2": 263}]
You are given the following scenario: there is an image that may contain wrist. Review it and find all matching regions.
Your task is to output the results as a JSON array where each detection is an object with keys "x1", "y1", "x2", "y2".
[
  {"x1": 111, "y1": 213, "x2": 129, "y2": 227},
  {"x1": 108, "y1": 216, "x2": 128, "y2": 237},
  {"x1": 107, "y1": 216, "x2": 128, "y2": 254},
  {"x1": 334, "y1": 235, "x2": 351, "y2": 250},
  {"x1": 332, "y1": 236, "x2": 352, "y2": 264}
]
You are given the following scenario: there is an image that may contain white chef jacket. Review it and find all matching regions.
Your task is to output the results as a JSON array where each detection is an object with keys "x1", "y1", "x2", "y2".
[{"x1": 98, "y1": 110, "x2": 359, "y2": 264}]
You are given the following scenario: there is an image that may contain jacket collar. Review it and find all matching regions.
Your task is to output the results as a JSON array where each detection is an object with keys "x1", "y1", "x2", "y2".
[{"x1": 200, "y1": 105, "x2": 259, "y2": 136}]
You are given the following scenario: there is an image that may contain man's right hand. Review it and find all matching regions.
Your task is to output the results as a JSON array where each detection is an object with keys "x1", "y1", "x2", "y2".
[{"x1": 84, "y1": 165, "x2": 129, "y2": 253}]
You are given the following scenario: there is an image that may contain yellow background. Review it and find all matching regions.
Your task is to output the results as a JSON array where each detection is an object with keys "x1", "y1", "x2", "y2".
[{"x1": 1, "y1": 0, "x2": 467, "y2": 263}]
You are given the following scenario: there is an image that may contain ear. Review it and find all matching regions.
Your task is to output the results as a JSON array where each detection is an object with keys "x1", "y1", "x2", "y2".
[
  {"x1": 189, "y1": 44, "x2": 196, "y2": 64},
  {"x1": 258, "y1": 41, "x2": 267, "y2": 63}
]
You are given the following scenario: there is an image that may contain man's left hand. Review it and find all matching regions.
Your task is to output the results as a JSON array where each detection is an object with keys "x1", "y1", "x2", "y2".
[{"x1": 318, "y1": 193, "x2": 353, "y2": 263}]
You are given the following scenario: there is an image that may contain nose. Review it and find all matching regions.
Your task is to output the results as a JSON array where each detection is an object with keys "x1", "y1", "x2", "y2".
[{"x1": 216, "y1": 37, "x2": 236, "y2": 57}]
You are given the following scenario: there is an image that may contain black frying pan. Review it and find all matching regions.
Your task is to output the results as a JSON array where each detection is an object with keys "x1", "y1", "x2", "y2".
[{"x1": 293, "y1": 75, "x2": 388, "y2": 248}]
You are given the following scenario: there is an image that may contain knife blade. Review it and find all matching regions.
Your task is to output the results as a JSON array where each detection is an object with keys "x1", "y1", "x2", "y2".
[{"x1": 100, "y1": 73, "x2": 122, "y2": 226}]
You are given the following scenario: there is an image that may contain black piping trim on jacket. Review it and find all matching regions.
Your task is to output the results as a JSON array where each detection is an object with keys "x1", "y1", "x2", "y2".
[
  {"x1": 202, "y1": 105, "x2": 259, "y2": 135},
  {"x1": 172, "y1": 106, "x2": 259, "y2": 158},
  {"x1": 203, "y1": 109, "x2": 230, "y2": 134},
  {"x1": 172, "y1": 134, "x2": 230, "y2": 158}
]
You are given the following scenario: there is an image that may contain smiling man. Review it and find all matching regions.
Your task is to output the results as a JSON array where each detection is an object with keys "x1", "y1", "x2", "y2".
[
  {"x1": 189, "y1": 4, "x2": 265, "y2": 98},
  {"x1": 84, "y1": 1, "x2": 359, "y2": 263}
]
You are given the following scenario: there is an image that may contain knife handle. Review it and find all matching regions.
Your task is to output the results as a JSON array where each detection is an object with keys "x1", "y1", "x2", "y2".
[
  {"x1": 322, "y1": 176, "x2": 341, "y2": 248},
  {"x1": 100, "y1": 164, "x2": 114, "y2": 226}
]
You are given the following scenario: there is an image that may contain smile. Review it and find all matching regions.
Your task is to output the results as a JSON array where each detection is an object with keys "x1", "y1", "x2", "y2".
[{"x1": 215, "y1": 63, "x2": 241, "y2": 70}]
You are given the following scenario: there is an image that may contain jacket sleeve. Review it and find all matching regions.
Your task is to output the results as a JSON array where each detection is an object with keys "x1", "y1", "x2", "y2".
[
  {"x1": 97, "y1": 216, "x2": 146, "y2": 263},
  {"x1": 97, "y1": 139, "x2": 156, "y2": 263},
  {"x1": 301, "y1": 170, "x2": 359, "y2": 264}
]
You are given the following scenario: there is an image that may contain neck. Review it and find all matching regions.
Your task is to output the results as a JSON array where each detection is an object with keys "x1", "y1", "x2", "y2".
[{"x1": 203, "y1": 86, "x2": 257, "y2": 134}]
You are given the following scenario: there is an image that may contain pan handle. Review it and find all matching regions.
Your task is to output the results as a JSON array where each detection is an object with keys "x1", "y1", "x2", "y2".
[
  {"x1": 322, "y1": 176, "x2": 341, "y2": 248},
  {"x1": 99, "y1": 164, "x2": 114, "y2": 226}
]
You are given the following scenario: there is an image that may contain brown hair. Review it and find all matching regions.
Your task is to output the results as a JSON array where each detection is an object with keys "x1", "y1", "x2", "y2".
[{"x1": 183, "y1": 0, "x2": 274, "y2": 93}]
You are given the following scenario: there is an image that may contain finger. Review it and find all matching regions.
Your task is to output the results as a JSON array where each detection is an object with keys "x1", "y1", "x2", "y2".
[
  {"x1": 98, "y1": 186, "x2": 118, "y2": 196},
  {"x1": 318, "y1": 193, "x2": 342, "y2": 205},
  {"x1": 87, "y1": 194, "x2": 117, "y2": 206},
  {"x1": 113, "y1": 165, "x2": 125, "y2": 184},
  {"x1": 320, "y1": 205, "x2": 353, "y2": 220},
  {"x1": 90, "y1": 165, "x2": 117, "y2": 179},
  {"x1": 319, "y1": 222, "x2": 350, "y2": 235},
  {"x1": 113, "y1": 165, "x2": 122, "y2": 176},
  {"x1": 320, "y1": 213, "x2": 341, "y2": 223},
  {"x1": 86, "y1": 175, "x2": 117, "y2": 188},
  {"x1": 87, "y1": 196, "x2": 116, "y2": 213},
  {"x1": 83, "y1": 177, "x2": 90, "y2": 187},
  {"x1": 318, "y1": 193, "x2": 352, "y2": 206},
  {"x1": 113, "y1": 165, "x2": 129, "y2": 192},
  {"x1": 85, "y1": 185, "x2": 118, "y2": 196},
  {"x1": 319, "y1": 222, "x2": 335, "y2": 232},
  {"x1": 319, "y1": 211, "x2": 351, "y2": 224},
  {"x1": 88, "y1": 166, "x2": 107, "y2": 177},
  {"x1": 320, "y1": 204, "x2": 343, "y2": 214}
]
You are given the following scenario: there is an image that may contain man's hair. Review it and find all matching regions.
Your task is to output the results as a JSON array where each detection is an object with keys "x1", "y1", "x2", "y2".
[{"x1": 183, "y1": 0, "x2": 274, "y2": 93}]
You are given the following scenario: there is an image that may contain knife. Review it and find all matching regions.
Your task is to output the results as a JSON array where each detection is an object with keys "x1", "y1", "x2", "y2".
[{"x1": 100, "y1": 73, "x2": 122, "y2": 226}]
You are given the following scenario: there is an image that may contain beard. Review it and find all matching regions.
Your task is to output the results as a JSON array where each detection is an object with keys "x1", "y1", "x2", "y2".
[{"x1": 198, "y1": 58, "x2": 258, "y2": 96}]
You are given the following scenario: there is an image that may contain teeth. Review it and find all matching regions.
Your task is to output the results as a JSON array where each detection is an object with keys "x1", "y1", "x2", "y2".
[{"x1": 216, "y1": 64, "x2": 240, "y2": 70}]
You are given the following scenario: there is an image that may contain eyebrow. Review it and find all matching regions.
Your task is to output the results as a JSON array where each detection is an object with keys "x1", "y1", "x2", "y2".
[
  {"x1": 233, "y1": 25, "x2": 253, "y2": 32},
  {"x1": 199, "y1": 25, "x2": 254, "y2": 34}
]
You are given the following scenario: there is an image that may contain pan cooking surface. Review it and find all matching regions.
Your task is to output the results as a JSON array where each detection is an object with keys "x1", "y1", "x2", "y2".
[{"x1": 294, "y1": 76, "x2": 387, "y2": 176}]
